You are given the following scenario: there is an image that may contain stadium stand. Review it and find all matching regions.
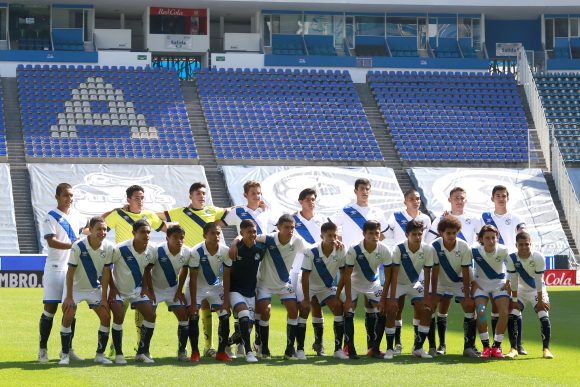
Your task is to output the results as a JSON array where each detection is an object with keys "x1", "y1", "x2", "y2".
[
  {"x1": 431, "y1": 37, "x2": 461, "y2": 58},
  {"x1": 304, "y1": 35, "x2": 337, "y2": 56},
  {"x1": 0, "y1": 83, "x2": 6, "y2": 158},
  {"x1": 386, "y1": 37, "x2": 418, "y2": 57},
  {"x1": 17, "y1": 64, "x2": 197, "y2": 160},
  {"x1": 52, "y1": 28, "x2": 84, "y2": 51},
  {"x1": 272, "y1": 34, "x2": 306, "y2": 55},
  {"x1": 196, "y1": 67, "x2": 382, "y2": 161},
  {"x1": 354, "y1": 36, "x2": 388, "y2": 57},
  {"x1": 368, "y1": 70, "x2": 529, "y2": 161}
]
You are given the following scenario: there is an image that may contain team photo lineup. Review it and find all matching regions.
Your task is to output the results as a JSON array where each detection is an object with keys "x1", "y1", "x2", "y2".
[{"x1": 38, "y1": 177, "x2": 554, "y2": 366}]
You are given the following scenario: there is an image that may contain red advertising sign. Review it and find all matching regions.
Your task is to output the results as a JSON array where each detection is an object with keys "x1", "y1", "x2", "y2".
[
  {"x1": 150, "y1": 7, "x2": 206, "y2": 17},
  {"x1": 544, "y1": 269, "x2": 576, "y2": 286}
]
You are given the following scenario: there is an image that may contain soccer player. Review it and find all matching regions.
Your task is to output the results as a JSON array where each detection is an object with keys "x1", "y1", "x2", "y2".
[
  {"x1": 38, "y1": 183, "x2": 88, "y2": 363},
  {"x1": 505, "y1": 232, "x2": 553, "y2": 359},
  {"x1": 145, "y1": 224, "x2": 191, "y2": 361},
  {"x1": 58, "y1": 216, "x2": 114, "y2": 365},
  {"x1": 102, "y1": 185, "x2": 166, "y2": 355},
  {"x1": 185, "y1": 222, "x2": 232, "y2": 362},
  {"x1": 223, "y1": 180, "x2": 270, "y2": 234},
  {"x1": 228, "y1": 219, "x2": 267, "y2": 363},
  {"x1": 292, "y1": 188, "x2": 327, "y2": 357},
  {"x1": 344, "y1": 220, "x2": 392, "y2": 359},
  {"x1": 425, "y1": 187, "x2": 478, "y2": 245},
  {"x1": 479, "y1": 185, "x2": 527, "y2": 355},
  {"x1": 471, "y1": 225, "x2": 510, "y2": 359},
  {"x1": 301, "y1": 222, "x2": 349, "y2": 360},
  {"x1": 431, "y1": 216, "x2": 477, "y2": 358},
  {"x1": 108, "y1": 219, "x2": 158, "y2": 364},
  {"x1": 380, "y1": 219, "x2": 436, "y2": 359},
  {"x1": 158, "y1": 182, "x2": 229, "y2": 357},
  {"x1": 384, "y1": 188, "x2": 431, "y2": 355}
]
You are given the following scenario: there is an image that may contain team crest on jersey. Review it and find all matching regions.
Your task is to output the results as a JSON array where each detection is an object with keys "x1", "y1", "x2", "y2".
[
  {"x1": 505, "y1": 218, "x2": 511, "y2": 225},
  {"x1": 528, "y1": 260, "x2": 536, "y2": 268},
  {"x1": 418, "y1": 252, "x2": 424, "y2": 260},
  {"x1": 455, "y1": 250, "x2": 462, "y2": 258},
  {"x1": 205, "y1": 209, "x2": 212, "y2": 215},
  {"x1": 465, "y1": 218, "x2": 471, "y2": 224},
  {"x1": 178, "y1": 255, "x2": 186, "y2": 264},
  {"x1": 288, "y1": 245, "x2": 295, "y2": 252},
  {"x1": 216, "y1": 255, "x2": 223, "y2": 262},
  {"x1": 100, "y1": 250, "x2": 106, "y2": 260},
  {"x1": 145, "y1": 253, "x2": 152, "y2": 262},
  {"x1": 254, "y1": 253, "x2": 261, "y2": 261}
]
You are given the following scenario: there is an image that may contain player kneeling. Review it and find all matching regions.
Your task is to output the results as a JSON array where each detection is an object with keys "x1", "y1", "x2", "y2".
[
  {"x1": 186, "y1": 222, "x2": 232, "y2": 362},
  {"x1": 108, "y1": 220, "x2": 158, "y2": 364},
  {"x1": 381, "y1": 219, "x2": 436, "y2": 359},
  {"x1": 301, "y1": 222, "x2": 349, "y2": 360},
  {"x1": 471, "y1": 225, "x2": 510, "y2": 358},
  {"x1": 145, "y1": 225, "x2": 191, "y2": 362},
  {"x1": 505, "y1": 232, "x2": 554, "y2": 359},
  {"x1": 59, "y1": 216, "x2": 114, "y2": 365}
]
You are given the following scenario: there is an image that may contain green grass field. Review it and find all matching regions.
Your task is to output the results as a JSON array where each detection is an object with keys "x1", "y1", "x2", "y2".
[{"x1": 1, "y1": 287, "x2": 579, "y2": 386}]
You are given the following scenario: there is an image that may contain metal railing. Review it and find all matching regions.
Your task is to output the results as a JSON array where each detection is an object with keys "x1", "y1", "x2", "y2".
[
  {"x1": 516, "y1": 46, "x2": 551, "y2": 171},
  {"x1": 551, "y1": 140, "x2": 580, "y2": 266}
]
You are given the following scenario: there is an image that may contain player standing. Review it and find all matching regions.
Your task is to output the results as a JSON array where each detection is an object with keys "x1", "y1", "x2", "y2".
[{"x1": 426, "y1": 187, "x2": 478, "y2": 245}]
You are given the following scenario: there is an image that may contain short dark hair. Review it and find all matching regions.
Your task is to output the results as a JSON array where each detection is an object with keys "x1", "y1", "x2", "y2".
[
  {"x1": 189, "y1": 182, "x2": 206, "y2": 194},
  {"x1": 298, "y1": 188, "x2": 317, "y2": 201},
  {"x1": 405, "y1": 219, "x2": 424, "y2": 234},
  {"x1": 89, "y1": 216, "x2": 106, "y2": 229},
  {"x1": 404, "y1": 189, "x2": 419, "y2": 200},
  {"x1": 477, "y1": 225, "x2": 499, "y2": 244},
  {"x1": 516, "y1": 231, "x2": 531, "y2": 242},
  {"x1": 243, "y1": 180, "x2": 261, "y2": 194},
  {"x1": 132, "y1": 219, "x2": 150, "y2": 232},
  {"x1": 354, "y1": 178, "x2": 371, "y2": 190},
  {"x1": 167, "y1": 224, "x2": 185, "y2": 238},
  {"x1": 56, "y1": 183, "x2": 72, "y2": 196},
  {"x1": 276, "y1": 214, "x2": 295, "y2": 227},
  {"x1": 321, "y1": 222, "x2": 337, "y2": 234},
  {"x1": 126, "y1": 185, "x2": 144, "y2": 199},
  {"x1": 449, "y1": 187, "x2": 466, "y2": 197},
  {"x1": 202, "y1": 221, "x2": 220, "y2": 236},
  {"x1": 437, "y1": 215, "x2": 462, "y2": 234},
  {"x1": 363, "y1": 220, "x2": 381, "y2": 233},
  {"x1": 240, "y1": 219, "x2": 256, "y2": 230},
  {"x1": 492, "y1": 185, "x2": 508, "y2": 197}
]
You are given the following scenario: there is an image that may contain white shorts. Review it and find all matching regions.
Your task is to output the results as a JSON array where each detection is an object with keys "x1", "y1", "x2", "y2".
[
  {"x1": 290, "y1": 272, "x2": 304, "y2": 302},
  {"x1": 153, "y1": 286, "x2": 186, "y2": 310},
  {"x1": 66, "y1": 288, "x2": 103, "y2": 308},
  {"x1": 437, "y1": 282, "x2": 465, "y2": 301},
  {"x1": 114, "y1": 287, "x2": 151, "y2": 307},
  {"x1": 43, "y1": 270, "x2": 66, "y2": 304},
  {"x1": 473, "y1": 281, "x2": 509, "y2": 301},
  {"x1": 256, "y1": 282, "x2": 296, "y2": 302},
  {"x1": 393, "y1": 282, "x2": 424, "y2": 304},
  {"x1": 309, "y1": 287, "x2": 338, "y2": 306},
  {"x1": 517, "y1": 288, "x2": 550, "y2": 310},
  {"x1": 186, "y1": 286, "x2": 224, "y2": 309},
  {"x1": 350, "y1": 282, "x2": 383, "y2": 305},
  {"x1": 230, "y1": 292, "x2": 256, "y2": 320}
]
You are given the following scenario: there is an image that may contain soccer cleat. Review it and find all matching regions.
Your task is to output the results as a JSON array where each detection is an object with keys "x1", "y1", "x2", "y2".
[
  {"x1": 412, "y1": 348, "x2": 433, "y2": 359},
  {"x1": 38, "y1": 348, "x2": 49, "y2": 363},
  {"x1": 190, "y1": 351, "x2": 201, "y2": 363},
  {"x1": 505, "y1": 348, "x2": 518, "y2": 359},
  {"x1": 342, "y1": 344, "x2": 349, "y2": 356},
  {"x1": 94, "y1": 354, "x2": 113, "y2": 364},
  {"x1": 428, "y1": 348, "x2": 437, "y2": 358},
  {"x1": 295, "y1": 350, "x2": 307, "y2": 360},
  {"x1": 543, "y1": 348, "x2": 554, "y2": 359},
  {"x1": 393, "y1": 344, "x2": 403, "y2": 355},
  {"x1": 383, "y1": 350, "x2": 394, "y2": 360},
  {"x1": 463, "y1": 347, "x2": 480, "y2": 358},
  {"x1": 436, "y1": 345, "x2": 446, "y2": 356},
  {"x1": 472, "y1": 347, "x2": 482, "y2": 357},
  {"x1": 312, "y1": 342, "x2": 326, "y2": 356},
  {"x1": 135, "y1": 353, "x2": 155, "y2": 364},
  {"x1": 333, "y1": 350, "x2": 349, "y2": 360},
  {"x1": 114, "y1": 355, "x2": 127, "y2": 365},
  {"x1": 517, "y1": 346, "x2": 528, "y2": 355},
  {"x1": 481, "y1": 347, "x2": 492, "y2": 359},
  {"x1": 261, "y1": 351, "x2": 272, "y2": 360},
  {"x1": 58, "y1": 353, "x2": 70, "y2": 365},
  {"x1": 203, "y1": 347, "x2": 217, "y2": 358},
  {"x1": 66, "y1": 349, "x2": 85, "y2": 362},
  {"x1": 215, "y1": 352, "x2": 231, "y2": 362},
  {"x1": 225, "y1": 346, "x2": 235, "y2": 359},
  {"x1": 490, "y1": 347, "x2": 504, "y2": 359},
  {"x1": 236, "y1": 344, "x2": 245, "y2": 358},
  {"x1": 178, "y1": 351, "x2": 189, "y2": 362},
  {"x1": 144, "y1": 352, "x2": 154, "y2": 360},
  {"x1": 284, "y1": 350, "x2": 298, "y2": 360},
  {"x1": 228, "y1": 330, "x2": 242, "y2": 346},
  {"x1": 246, "y1": 351, "x2": 258, "y2": 363},
  {"x1": 368, "y1": 348, "x2": 385, "y2": 359}
]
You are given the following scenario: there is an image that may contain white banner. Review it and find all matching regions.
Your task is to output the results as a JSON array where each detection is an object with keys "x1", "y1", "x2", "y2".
[
  {"x1": 0, "y1": 164, "x2": 19, "y2": 254},
  {"x1": 496, "y1": 43, "x2": 522, "y2": 57},
  {"x1": 28, "y1": 164, "x2": 211, "y2": 251},
  {"x1": 222, "y1": 166, "x2": 404, "y2": 221},
  {"x1": 409, "y1": 168, "x2": 571, "y2": 257},
  {"x1": 165, "y1": 35, "x2": 193, "y2": 50}
]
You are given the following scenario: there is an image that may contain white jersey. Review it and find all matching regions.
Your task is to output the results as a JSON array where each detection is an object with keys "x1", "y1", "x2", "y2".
[
  {"x1": 188, "y1": 242, "x2": 232, "y2": 288},
  {"x1": 257, "y1": 232, "x2": 305, "y2": 289},
  {"x1": 151, "y1": 243, "x2": 190, "y2": 290},
  {"x1": 290, "y1": 212, "x2": 325, "y2": 275},
  {"x1": 302, "y1": 243, "x2": 346, "y2": 292},
  {"x1": 472, "y1": 244, "x2": 509, "y2": 288},
  {"x1": 42, "y1": 208, "x2": 86, "y2": 271},
  {"x1": 68, "y1": 238, "x2": 114, "y2": 291},
  {"x1": 223, "y1": 205, "x2": 272, "y2": 235},
  {"x1": 385, "y1": 210, "x2": 431, "y2": 245},
  {"x1": 346, "y1": 241, "x2": 392, "y2": 291},
  {"x1": 479, "y1": 211, "x2": 525, "y2": 252},
  {"x1": 506, "y1": 251, "x2": 546, "y2": 292},
  {"x1": 426, "y1": 212, "x2": 479, "y2": 246},
  {"x1": 112, "y1": 239, "x2": 157, "y2": 295},
  {"x1": 392, "y1": 241, "x2": 436, "y2": 286},
  {"x1": 331, "y1": 203, "x2": 388, "y2": 248},
  {"x1": 431, "y1": 237, "x2": 472, "y2": 287}
]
